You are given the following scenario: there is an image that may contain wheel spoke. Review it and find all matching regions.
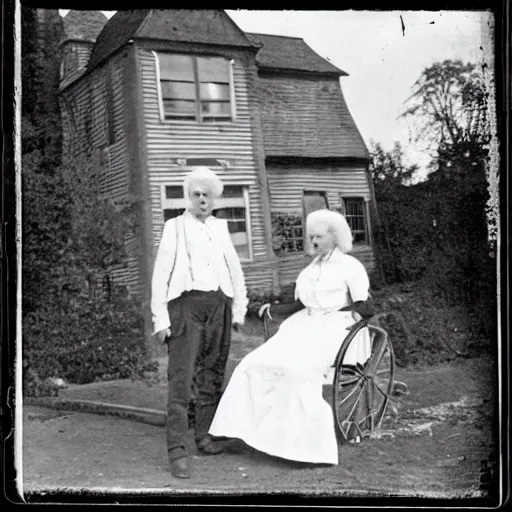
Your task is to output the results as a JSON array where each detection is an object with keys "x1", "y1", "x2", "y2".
[
  {"x1": 376, "y1": 366, "x2": 391, "y2": 376},
  {"x1": 373, "y1": 380, "x2": 391, "y2": 399},
  {"x1": 337, "y1": 382, "x2": 361, "y2": 406},
  {"x1": 343, "y1": 383, "x2": 367, "y2": 424},
  {"x1": 338, "y1": 375, "x2": 360, "y2": 387}
]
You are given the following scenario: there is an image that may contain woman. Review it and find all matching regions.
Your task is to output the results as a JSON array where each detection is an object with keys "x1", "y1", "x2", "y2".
[{"x1": 208, "y1": 209, "x2": 374, "y2": 465}]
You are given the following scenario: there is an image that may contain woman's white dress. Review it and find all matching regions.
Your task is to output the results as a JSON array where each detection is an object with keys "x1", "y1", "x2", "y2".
[{"x1": 209, "y1": 249, "x2": 372, "y2": 465}]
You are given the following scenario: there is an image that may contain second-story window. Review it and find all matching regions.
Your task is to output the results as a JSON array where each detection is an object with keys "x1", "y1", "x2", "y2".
[{"x1": 156, "y1": 53, "x2": 233, "y2": 122}]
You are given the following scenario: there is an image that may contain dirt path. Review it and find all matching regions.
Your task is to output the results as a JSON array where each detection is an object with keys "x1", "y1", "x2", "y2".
[{"x1": 21, "y1": 356, "x2": 497, "y2": 501}]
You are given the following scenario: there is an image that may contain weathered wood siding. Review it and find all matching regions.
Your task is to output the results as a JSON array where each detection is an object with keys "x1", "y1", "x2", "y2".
[
  {"x1": 267, "y1": 165, "x2": 376, "y2": 286},
  {"x1": 137, "y1": 47, "x2": 275, "y2": 291},
  {"x1": 60, "y1": 49, "x2": 142, "y2": 293}
]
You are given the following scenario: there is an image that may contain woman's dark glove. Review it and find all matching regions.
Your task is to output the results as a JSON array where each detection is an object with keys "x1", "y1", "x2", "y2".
[{"x1": 352, "y1": 298, "x2": 375, "y2": 319}]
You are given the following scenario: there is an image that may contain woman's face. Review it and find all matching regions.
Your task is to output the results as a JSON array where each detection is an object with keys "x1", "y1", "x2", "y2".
[{"x1": 308, "y1": 223, "x2": 335, "y2": 256}]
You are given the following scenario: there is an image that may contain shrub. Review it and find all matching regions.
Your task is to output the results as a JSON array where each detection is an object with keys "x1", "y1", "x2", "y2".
[
  {"x1": 22, "y1": 153, "x2": 157, "y2": 396},
  {"x1": 23, "y1": 286, "x2": 156, "y2": 395},
  {"x1": 246, "y1": 287, "x2": 295, "y2": 318}
]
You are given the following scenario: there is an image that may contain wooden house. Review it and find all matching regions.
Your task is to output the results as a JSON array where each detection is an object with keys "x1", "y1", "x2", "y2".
[{"x1": 58, "y1": 9, "x2": 376, "y2": 339}]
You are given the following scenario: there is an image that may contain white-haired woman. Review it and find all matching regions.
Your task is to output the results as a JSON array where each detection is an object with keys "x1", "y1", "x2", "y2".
[{"x1": 209, "y1": 209, "x2": 374, "y2": 465}]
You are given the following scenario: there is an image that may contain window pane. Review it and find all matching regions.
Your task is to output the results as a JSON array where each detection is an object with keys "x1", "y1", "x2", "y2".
[
  {"x1": 165, "y1": 186, "x2": 184, "y2": 199},
  {"x1": 159, "y1": 54, "x2": 194, "y2": 81},
  {"x1": 201, "y1": 101, "x2": 231, "y2": 116},
  {"x1": 343, "y1": 197, "x2": 367, "y2": 243},
  {"x1": 227, "y1": 220, "x2": 246, "y2": 233},
  {"x1": 230, "y1": 232, "x2": 249, "y2": 259},
  {"x1": 163, "y1": 99, "x2": 196, "y2": 115},
  {"x1": 234, "y1": 243, "x2": 250, "y2": 260},
  {"x1": 353, "y1": 232, "x2": 366, "y2": 243},
  {"x1": 197, "y1": 57, "x2": 229, "y2": 83},
  {"x1": 164, "y1": 208, "x2": 185, "y2": 221},
  {"x1": 215, "y1": 207, "x2": 245, "y2": 220},
  {"x1": 350, "y1": 216, "x2": 365, "y2": 232},
  {"x1": 199, "y1": 83, "x2": 230, "y2": 101},
  {"x1": 161, "y1": 81, "x2": 196, "y2": 100},
  {"x1": 222, "y1": 186, "x2": 243, "y2": 198},
  {"x1": 345, "y1": 198, "x2": 364, "y2": 216}
]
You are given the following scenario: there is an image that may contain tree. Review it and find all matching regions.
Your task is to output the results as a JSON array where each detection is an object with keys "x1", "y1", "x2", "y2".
[
  {"x1": 368, "y1": 141, "x2": 419, "y2": 283},
  {"x1": 369, "y1": 141, "x2": 418, "y2": 195},
  {"x1": 400, "y1": 59, "x2": 489, "y2": 156}
]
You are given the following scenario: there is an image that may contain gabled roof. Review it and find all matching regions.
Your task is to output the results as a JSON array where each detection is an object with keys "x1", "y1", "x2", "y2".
[
  {"x1": 257, "y1": 75, "x2": 368, "y2": 159},
  {"x1": 62, "y1": 10, "x2": 108, "y2": 42},
  {"x1": 87, "y1": 9, "x2": 258, "y2": 72},
  {"x1": 246, "y1": 32, "x2": 347, "y2": 76}
]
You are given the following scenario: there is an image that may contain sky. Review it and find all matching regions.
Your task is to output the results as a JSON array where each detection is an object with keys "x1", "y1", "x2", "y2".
[{"x1": 60, "y1": 9, "x2": 494, "y2": 179}]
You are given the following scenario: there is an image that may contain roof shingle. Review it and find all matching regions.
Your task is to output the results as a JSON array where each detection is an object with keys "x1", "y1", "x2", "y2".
[
  {"x1": 87, "y1": 10, "x2": 150, "y2": 71},
  {"x1": 257, "y1": 75, "x2": 368, "y2": 159},
  {"x1": 87, "y1": 9, "x2": 257, "y2": 72},
  {"x1": 62, "y1": 10, "x2": 108, "y2": 42},
  {"x1": 246, "y1": 32, "x2": 347, "y2": 75}
]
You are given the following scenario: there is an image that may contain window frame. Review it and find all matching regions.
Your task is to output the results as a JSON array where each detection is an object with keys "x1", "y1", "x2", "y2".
[
  {"x1": 153, "y1": 51, "x2": 236, "y2": 124},
  {"x1": 159, "y1": 181, "x2": 253, "y2": 262},
  {"x1": 341, "y1": 196, "x2": 370, "y2": 246}
]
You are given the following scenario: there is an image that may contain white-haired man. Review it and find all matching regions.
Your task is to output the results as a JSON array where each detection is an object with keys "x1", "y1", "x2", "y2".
[{"x1": 151, "y1": 167, "x2": 248, "y2": 479}]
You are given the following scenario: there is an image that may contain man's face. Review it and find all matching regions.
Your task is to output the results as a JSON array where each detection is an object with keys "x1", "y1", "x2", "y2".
[{"x1": 188, "y1": 182, "x2": 214, "y2": 221}]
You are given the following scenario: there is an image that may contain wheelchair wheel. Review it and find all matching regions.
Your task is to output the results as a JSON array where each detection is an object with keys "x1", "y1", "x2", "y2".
[{"x1": 332, "y1": 320, "x2": 395, "y2": 443}]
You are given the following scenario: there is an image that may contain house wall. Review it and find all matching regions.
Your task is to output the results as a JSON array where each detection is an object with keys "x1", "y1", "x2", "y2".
[
  {"x1": 267, "y1": 164, "x2": 376, "y2": 287},
  {"x1": 59, "y1": 48, "x2": 142, "y2": 294},
  {"x1": 135, "y1": 43, "x2": 277, "y2": 292}
]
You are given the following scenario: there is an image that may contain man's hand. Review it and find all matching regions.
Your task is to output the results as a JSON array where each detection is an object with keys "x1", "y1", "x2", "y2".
[
  {"x1": 155, "y1": 328, "x2": 171, "y2": 343},
  {"x1": 232, "y1": 322, "x2": 242, "y2": 332}
]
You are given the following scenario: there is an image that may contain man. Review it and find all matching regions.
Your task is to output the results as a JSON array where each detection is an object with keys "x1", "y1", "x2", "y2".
[{"x1": 151, "y1": 167, "x2": 248, "y2": 479}]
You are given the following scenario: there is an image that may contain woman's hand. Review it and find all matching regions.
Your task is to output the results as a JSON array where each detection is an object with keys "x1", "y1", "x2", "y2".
[
  {"x1": 258, "y1": 303, "x2": 273, "y2": 320},
  {"x1": 155, "y1": 328, "x2": 171, "y2": 343}
]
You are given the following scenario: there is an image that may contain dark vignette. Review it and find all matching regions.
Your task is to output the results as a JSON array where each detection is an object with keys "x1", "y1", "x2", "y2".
[{"x1": 5, "y1": 0, "x2": 509, "y2": 507}]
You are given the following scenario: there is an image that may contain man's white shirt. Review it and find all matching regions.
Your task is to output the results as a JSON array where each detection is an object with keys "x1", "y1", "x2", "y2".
[{"x1": 151, "y1": 210, "x2": 248, "y2": 334}]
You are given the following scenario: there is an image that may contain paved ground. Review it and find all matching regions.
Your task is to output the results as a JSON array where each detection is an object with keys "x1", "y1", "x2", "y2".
[{"x1": 20, "y1": 353, "x2": 498, "y2": 504}]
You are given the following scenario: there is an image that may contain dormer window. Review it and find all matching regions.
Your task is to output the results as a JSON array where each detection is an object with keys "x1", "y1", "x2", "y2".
[{"x1": 154, "y1": 52, "x2": 235, "y2": 123}]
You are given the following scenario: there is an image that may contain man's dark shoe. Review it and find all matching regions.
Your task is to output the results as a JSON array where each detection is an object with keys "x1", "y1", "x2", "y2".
[
  {"x1": 169, "y1": 456, "x2": 190, "y2": 479},
  {"x1": 197, "y1": 435, "x2": 227, "y2": 455}
]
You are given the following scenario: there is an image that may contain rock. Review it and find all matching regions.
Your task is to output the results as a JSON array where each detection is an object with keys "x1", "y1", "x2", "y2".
[{"x1": 392, "y1": 380, "x2": 410, "y2": 397}]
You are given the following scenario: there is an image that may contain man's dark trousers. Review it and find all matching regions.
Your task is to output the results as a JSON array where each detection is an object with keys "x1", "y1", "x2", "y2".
[{"x1": 166, "y1": 289, "x2": 232, "y2": 460}]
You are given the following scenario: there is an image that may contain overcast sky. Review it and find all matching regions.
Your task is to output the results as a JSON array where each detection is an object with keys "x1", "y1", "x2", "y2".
[{"x1": 60, "y1": 9, "x2": 494, "y2": 179}]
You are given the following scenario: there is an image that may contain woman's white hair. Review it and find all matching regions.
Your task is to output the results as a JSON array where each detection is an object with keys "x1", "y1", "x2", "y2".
[
  {"x1": 182, "y1": 167, "x2": 224, "y2": 199},
  {"x1": 306, "y1": 209, "x2": 353, "y2": 254}
]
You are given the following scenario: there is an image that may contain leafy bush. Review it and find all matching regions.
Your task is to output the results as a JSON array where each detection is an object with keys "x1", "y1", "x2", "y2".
[
  {"x1": 23, "y1": 287, "x2": 156, "y2": 395},
  {"x1": 246, "y1": 288, "x2": 285, "y2": 318},
  {"x1": 21, "y1": 9, "x2": 156, "y2": 396},
  {"x1": 271, "y1": 213, "x2": 304, "y2": 254},
  {"x1": 22, "y1": 153, "x2": 157, "y2": 395}
]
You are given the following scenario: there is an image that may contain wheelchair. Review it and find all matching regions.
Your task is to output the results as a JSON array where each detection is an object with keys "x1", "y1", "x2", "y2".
[{"x1": 263, "y1": 314, "x2": 396, "y2": 444}]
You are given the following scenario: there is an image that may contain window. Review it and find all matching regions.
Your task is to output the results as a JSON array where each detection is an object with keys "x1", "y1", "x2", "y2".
[
  {"x1": 161, "y1": 183, "x2": 252, "y2": 260},
  {"x1": 271, "y1": 213, "x2": 304, "y2": 254},
  {"x1": 271, "y1": 191, "x2": 328, "y2": 255},
  {"x1": 156, "y1": 53, "x2": 233, "y2": 122},
  {"x1": 343, "y1": 197, "x2": 368, "y2": 244}
]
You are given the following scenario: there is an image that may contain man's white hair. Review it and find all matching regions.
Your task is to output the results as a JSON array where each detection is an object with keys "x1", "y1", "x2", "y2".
[
  {"x1": 182, "y1": 167, "x2": 224, "y2": 199},
  {"x1": 306, "y1": 209, "x2": 353, "y2": 254}
]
